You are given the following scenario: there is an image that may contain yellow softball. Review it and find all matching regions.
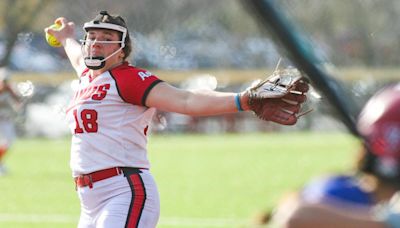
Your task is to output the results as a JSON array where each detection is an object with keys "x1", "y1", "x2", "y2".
[{"x1": 45, "y1": 23, "x2": 62, "y2": 47}]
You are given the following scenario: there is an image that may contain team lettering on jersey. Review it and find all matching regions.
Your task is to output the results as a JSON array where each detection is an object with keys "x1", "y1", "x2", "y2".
[
  {"x1": 138, "y1": 71, "x2": 153, "y2": 81},
  {"x1": 69, "y1": 83, "x2": 110, "y2": 135},
  {"x1": 73, "y1": 83, "x2": 111, "y2": 102}
]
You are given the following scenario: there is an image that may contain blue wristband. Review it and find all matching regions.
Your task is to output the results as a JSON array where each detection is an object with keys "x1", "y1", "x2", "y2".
[{"x1": 235, "y1": 93, "x2": 244, "y2": 111}]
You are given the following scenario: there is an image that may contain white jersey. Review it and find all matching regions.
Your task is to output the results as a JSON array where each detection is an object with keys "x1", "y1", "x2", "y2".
[{"x1": 66, "y1": 62, "x2": 162, "y2": 176}]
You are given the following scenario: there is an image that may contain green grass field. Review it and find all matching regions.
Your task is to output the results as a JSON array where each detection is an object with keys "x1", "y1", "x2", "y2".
[{"x1": 0, "y1": 132, "x2": 358, "y2": 227}]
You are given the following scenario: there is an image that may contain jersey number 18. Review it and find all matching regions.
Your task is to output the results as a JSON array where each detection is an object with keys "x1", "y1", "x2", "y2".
[{"x1": 73, "y1": 109, "x2": 98, "y2": 133}]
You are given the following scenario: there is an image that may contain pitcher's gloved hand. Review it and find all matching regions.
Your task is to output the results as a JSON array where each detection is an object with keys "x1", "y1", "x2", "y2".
[{"x1": 243, "y1": 68, "x2": 310, "y2": 125}]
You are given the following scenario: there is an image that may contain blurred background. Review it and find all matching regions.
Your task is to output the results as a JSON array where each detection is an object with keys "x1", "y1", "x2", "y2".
[
  {"x1": 1, "y1": 0, "x2": 400, "y2": 227},
  {"x1": 1, "y1": 0, "x2": 399, "y2": 137}
]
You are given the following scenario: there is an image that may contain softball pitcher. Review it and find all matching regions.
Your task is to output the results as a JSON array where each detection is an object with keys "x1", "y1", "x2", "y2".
[{"x1": 45, "y1": 11, "x2": 310, "y2": 228}]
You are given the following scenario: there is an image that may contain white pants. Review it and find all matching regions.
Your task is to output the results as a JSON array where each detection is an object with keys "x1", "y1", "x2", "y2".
[{"x1": 77, "y1": 169, "x2": 160, "y2": 228}]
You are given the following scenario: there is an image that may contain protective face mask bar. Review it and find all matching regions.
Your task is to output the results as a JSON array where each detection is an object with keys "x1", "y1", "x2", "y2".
[{"x1": 80, "y1": 39, "x2": 124, "y2": 69}]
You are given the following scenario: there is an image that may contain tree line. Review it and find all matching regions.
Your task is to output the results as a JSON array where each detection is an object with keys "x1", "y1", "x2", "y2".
[{"x1": 1, "y1": 0, "x2": 400, "y2": 69}]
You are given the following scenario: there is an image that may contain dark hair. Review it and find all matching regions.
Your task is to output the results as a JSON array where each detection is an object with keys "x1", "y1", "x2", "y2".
[
  {"x1": 87, "y1": 11, "x2": 132, "y2": 60},
  {"x1": 356, "y1": 147, "x2": 400, "y2": 190}
]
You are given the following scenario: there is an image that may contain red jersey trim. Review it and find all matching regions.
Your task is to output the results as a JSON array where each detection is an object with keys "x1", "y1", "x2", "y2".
[{"x1": 80, "y1": 68, "x2": 90, "y2": 78}]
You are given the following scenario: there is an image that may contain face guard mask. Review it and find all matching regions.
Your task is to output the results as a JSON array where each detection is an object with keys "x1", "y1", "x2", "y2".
[{"x1": 81, "y1": 21, "x2": 127, "y2": 70}]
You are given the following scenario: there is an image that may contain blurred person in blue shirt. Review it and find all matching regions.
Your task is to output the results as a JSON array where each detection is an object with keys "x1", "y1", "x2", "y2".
[{"x1": 263, "y1": 84, "x2": 400, "y2": 228}]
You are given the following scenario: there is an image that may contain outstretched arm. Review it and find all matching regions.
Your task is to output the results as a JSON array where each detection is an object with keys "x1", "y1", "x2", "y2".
[
  {"x1": 146, "y1": 69, "x2": 308, "y2": 125},
  {"x1": 285, "y1": 204, "x2": 385, "y2": 228},
  {"x1": 44, "y1": 17, "x2": 85, "y2": 75},
  {"x1": 271, "y1": 193, "x2": 386, "y2": 228},
  {"x1": 146, "y1": 82, "x2": 248, "y2": 116}
]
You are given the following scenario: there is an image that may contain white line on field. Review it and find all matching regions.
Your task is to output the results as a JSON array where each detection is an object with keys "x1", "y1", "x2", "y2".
[
  {"x1": 0, "y1": 213, "x2": 249, "y2": 227},
  {"x1": 0, "y1": 213, "x2": 75, "y2": 223},
  {"x1": 160, "y1": 217, "x2": 248, "y2": 227}
]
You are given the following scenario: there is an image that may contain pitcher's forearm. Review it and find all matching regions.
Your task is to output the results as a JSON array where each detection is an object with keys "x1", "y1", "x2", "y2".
[{"x1": 62, "y1": 38, "x2": 85, "y2": 74}]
